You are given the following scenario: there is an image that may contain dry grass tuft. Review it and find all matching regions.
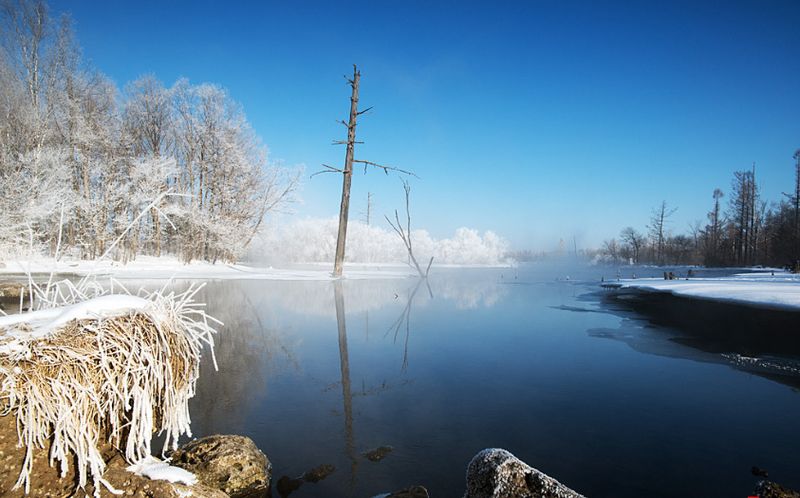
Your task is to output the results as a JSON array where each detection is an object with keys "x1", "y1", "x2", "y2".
[{"x1": 0, "y1": 282, "x2": 219, "y2": 496}]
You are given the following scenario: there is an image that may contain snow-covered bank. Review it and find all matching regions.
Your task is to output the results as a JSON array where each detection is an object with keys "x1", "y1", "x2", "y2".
[
  {"x1": 0, "y1": 256, "x2": 419, "y2": 281},
  {"x1": 603, "y1": 271, "x2": 800, "y2": 311}
]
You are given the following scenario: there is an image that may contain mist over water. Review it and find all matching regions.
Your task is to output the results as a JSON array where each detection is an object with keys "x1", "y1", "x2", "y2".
[{"x1": 182, "y1": 263, "x2": 800, "y2": 498}]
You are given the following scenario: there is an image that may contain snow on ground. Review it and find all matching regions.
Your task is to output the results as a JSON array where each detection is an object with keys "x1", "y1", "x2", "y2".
[
  {"x1": 605, "y1": 271, "x2": 800, "y2": 311},
  {"x1": 126, "y1": 456, "x2": 197, "y2": 486},
  {"x1": 0, "y1": 256, "x2": 420, "y2": 281}
]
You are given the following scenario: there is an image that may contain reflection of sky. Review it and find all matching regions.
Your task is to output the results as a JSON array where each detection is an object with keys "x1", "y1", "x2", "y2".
[{"x1": 187, "y1": 265, "x2": 800, "y2": 497}]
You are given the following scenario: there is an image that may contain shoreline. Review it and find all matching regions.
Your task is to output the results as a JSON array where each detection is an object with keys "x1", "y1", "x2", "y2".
[
  {"x1": 602, "y1": 272, "x2": 800, "y2": 312},
  {"x1": 0, "y1": 256, "x2": 513, "y2": 283}
]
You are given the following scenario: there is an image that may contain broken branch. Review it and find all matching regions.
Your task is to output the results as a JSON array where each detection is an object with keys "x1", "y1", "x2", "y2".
[
  {"x1": 310, "y1": 164, "x2": 344, "y2": 178},
  {"x1": 353, "y1": 159, "x2": 418, "y2": 178}
]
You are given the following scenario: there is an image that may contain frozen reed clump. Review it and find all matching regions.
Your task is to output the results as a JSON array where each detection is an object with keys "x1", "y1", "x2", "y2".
[{"x1": 0, "y1": 278, "x2": 219, "y2": 496}]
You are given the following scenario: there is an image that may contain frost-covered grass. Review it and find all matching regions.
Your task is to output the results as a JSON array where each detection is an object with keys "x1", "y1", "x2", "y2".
[
  {"x1": 605, "y1": 271, "x2": 800, "y2": 311},
  {"x1": 0, "y1": 279, "x2": 219, "y2": 496}
]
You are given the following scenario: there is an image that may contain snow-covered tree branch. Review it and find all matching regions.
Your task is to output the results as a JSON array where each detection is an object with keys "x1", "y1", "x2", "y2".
[{"x1": 0, "y1": 0, "x2": 299, "y2": 263}]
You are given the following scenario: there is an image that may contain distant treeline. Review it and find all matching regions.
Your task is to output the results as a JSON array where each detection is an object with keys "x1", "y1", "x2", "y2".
[
  {"x1": 598, "y1": 157, "x2": 800, "y2": 270},
  {"x1": 0, "y1": 0, "x2": 298, "y2": 263}
]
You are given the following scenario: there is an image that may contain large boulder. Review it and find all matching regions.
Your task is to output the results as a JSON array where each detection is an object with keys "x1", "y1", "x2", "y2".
[
  {"x1": 170, "y1": 434, "x2": 271, "y2": 498},
  {"x1": 464, "y1": 448, "x2": 585, "y2": 498}
]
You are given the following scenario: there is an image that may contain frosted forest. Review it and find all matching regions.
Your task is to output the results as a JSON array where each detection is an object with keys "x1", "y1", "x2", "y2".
[
  {"x1": 1, "y1": 2, "x2": 800, "y2": 498},
  {"x1": 0, "y1": 2, "x2": 513, "y2": 269}
]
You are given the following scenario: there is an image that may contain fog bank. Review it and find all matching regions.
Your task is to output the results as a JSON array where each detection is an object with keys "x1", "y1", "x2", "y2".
[{"x1": 250, "y1": 218, "x2": 510, "y2": 266}]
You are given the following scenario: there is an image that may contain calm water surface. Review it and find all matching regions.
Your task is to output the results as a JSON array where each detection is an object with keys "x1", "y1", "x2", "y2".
[{"x1": 187, "y1": 264, "x2": 800, "y2": 497}]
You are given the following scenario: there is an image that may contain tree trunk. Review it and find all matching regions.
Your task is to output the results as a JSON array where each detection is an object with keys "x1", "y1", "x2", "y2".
[
  {"x1": 333, "y1": 66, "x2": 360, "y2": 277},
  {"x1": 151, "y1": 207, "x2": 161, "y2": 256}
]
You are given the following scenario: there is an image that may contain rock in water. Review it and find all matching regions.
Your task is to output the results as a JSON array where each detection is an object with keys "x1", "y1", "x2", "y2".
[
  {"x1": 756, "y1": 480, "x2": 800, "y2": 498},
  {"x1": 301, "y1": 463, "x2": 336, "y2": 483},
  {"x1": 276, "y1": 475, "x2": 303, "y2": 497},
  {"x1": 170, "y1": 435, "x2": 271, "y2": 498},
  {"x1": 387, "y1": 485, "x2": 430, "y2": 497},
  {"x1": 363, "y1": 445, "x2": 394, "y2": 462},
  {"x1": 464, "y1": 448, "x2": 585, "y2": 498}
]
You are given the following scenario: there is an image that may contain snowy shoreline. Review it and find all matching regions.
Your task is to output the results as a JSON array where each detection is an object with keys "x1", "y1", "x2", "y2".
[
  {"x1": 0, "y1": 256, "x2": 513, "y2": 282},
  {"x1": 602, "y1": 271, "x2": 800, "y2": 311}
]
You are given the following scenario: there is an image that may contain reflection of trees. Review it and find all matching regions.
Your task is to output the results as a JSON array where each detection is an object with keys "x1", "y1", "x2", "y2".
[
  {"x1": 333, "y1": 280, "x2": 358, "y2": 494},
  {"x1": 236, "y1": 274, "x2": 507, "y2": 319},
  {"x1": 386, "y1": 279, "x2": 427, "y2": 372},
  {"x1": 190, "y1": 280, "x2": 299, "y2": 435},
  {"x1": 431, "y1": 276, "x2": 506, "y2": 309},
  {"x1": 330, "y1": 278, "x2": 428, "y2": 494}
]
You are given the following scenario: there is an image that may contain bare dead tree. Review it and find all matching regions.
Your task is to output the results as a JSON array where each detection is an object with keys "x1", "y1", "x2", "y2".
[
  {"x1": 313, "y1": 65, "x2": 416, "y2": 277},
  {"x1": 386, "y1": 179, "x2": 433, "y2": 279},
  {"x1": 648, "y1": 200, "x2": 677, "y2": 265},
  {"x1": 784, "y1": 150, "x2": 800, "y2": 265}
]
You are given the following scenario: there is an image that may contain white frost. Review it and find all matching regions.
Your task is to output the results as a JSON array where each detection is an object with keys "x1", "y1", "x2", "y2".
[
  {"x1": 127, "y1": 456, "x2": 197, "y2": 486},
  {"x1": 0, "y1": 295, "x2": 151, "y2": 338}
]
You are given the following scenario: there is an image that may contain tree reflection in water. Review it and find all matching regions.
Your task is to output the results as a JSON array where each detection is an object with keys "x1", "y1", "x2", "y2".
[
  {"x1": 333, "y1": 280, "x2": 358, "y2": 493},
  {"x1": 190, "y1": 280, "x2": 300, "y2": 435}
]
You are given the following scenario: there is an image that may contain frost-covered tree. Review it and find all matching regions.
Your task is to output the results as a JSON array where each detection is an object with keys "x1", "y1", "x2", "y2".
[
  {"x1": 123, "y1": 75, "x2": 174, "y2": 256},
  {"x1": 251, "y1": 218, "x2": 509, "y2": 266},
  {"x1": 0, "y1": 147, "x2": 75, "y2": 254},
  {"x1": 170, "y1": 81, "x2": 298, "y2": 263},
  {"x1": 0, "y1": 0, "x2": 298, "y2": 263}
]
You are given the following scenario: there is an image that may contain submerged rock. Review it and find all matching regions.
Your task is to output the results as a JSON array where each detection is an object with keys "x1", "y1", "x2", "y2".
[
  {"x1": 170, "y1": 434, "x2": 271, "y2": 498},
  {"x1": 277, "y1": 462, "x2": 336, "y2": 497},
  {"x1": 387, "y1": 485, "x2": 431, "y2": 497},
  {"x1": 756, "y1": 480, "x2": 800, "y2": 498},
  {"x1": 363, "y1": 445, "x2": 394, "y2": 462},
  {"x1": 464, "y1": 448, "x2": 585, "y2": 498},
  {"x1": 276, "y1": 475, "x2": 303, "y2": 497},
  {"x1": 301, "y1": 463, "x2": 335, "y2": 483}
]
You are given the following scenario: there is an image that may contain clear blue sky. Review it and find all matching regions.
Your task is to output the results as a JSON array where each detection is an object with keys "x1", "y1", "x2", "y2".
[{"x1": 50, "y1": 0, "x2": 800, "y2": 250}]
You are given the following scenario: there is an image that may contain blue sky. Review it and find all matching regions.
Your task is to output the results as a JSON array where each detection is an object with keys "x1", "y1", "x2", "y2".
[{"x1": 51, "y1": 0, "x2": 800, "y2": 250}]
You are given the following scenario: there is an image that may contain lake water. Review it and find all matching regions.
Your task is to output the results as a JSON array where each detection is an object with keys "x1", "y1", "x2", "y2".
[{"x1": 186, "y1": 263, "x2": 800, "y2": 497}]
